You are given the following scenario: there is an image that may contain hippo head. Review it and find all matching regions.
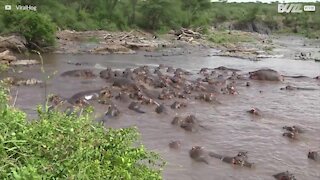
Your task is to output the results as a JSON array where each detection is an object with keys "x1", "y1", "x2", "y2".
[
  {"x1": 169, "y1": 141, "x2": 181, "y2": 149},
  {"x1": 171, "y1": 116, "x2": 182, "y2": 125},
  {"x1": 308, "y1": 151, "x2": 318, "y2": 160},
  {"x1": 189, "y1": 146, "x2": 205, "y2": 158}
]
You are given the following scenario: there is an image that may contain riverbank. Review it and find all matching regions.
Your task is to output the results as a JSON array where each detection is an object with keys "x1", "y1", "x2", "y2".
[{"x1": 2, "y1": 28, "x2": 320, "y2": 67}]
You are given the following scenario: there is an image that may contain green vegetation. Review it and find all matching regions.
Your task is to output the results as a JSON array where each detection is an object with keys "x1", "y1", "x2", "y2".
[
  {"x1": 0, "y1": 63, "x2": 8, "y2": 72},
  {"x1": 0, "y1": 82, "x2": 164, "y2": 179},
  {"x1": 208, "y1": 31, "x2": 255, "y2": 44},
  {"x1": 2, "y1": 11, "x2": 56, "y2": 48},
  {"x1": 0, "y1": 0, "x2": 319, "y2": 47}
]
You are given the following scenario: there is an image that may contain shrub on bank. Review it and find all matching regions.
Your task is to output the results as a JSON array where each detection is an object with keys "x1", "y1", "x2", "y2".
[
  {"x1": 1, "y1": 11, "x2": 56, "y2": 48},
  {"x1": 0, "y1": 83, "x2": 164, "y2": 179}
]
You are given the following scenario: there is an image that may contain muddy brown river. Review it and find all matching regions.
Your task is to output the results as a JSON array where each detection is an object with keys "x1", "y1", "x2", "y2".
[{"x1": 3, "y1": 40, "x2": 320, "y2": 180}]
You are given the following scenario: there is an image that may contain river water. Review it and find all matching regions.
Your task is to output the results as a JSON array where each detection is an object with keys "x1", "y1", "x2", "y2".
[{"x1": 4, "y1": 43, "x2": 320, "y2": 180}]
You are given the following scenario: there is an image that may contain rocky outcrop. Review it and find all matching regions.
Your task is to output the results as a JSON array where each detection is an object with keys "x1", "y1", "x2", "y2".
[
  {"x1": 0, "y1": 50, "x2": 39, "y2": 66},
  {"x1": 0, "y1": 35, "x2": 27, "y2": 52}
]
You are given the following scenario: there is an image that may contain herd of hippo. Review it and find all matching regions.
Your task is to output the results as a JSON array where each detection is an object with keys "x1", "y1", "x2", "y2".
[{"x1": 45, "y1": 64, "x2": 320, "y2": 180}]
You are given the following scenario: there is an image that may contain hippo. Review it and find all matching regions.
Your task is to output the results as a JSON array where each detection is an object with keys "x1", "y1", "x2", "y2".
[
  {"x1": 169, "y1": 141, "x2": 181, "y2": 149},
  {"x1": 249, "y1": 69, "x2": 283, "y2": 81},
  {"x1": 283, "y1": 126, "x2": 304, "y2": 133},
  {"x1": 158, "y1": 64, "x2": 166, "y2": 69},
  {"x1": 247, "y1": 108, "x2": 262, "y2": 116},
  {"x1": 174, "y1": 68, "x2": 191, "y2": 76},
  {"x1": 308, "y1": 151, "x2": 319, "y2": 161},
  {"x1": 153, "y1": 67, "x2": 161, "y2": 74},
  {"x1": 123, "y1": 68, "x2": 134, "y2": 79},
  {"x1": 111, "y1": 77, "x2": 137, "y2": 89},
  {"x1": 64, "y1": 105, "x2": 84, "y2": 117},
  {"x1": 180, "y1": 115, "x2": 198, "y2": 132},
  {"x1": 48, "y1": 94, "x2": 66, "y2": 106},
  {"x1": 99, "y1": 68, "x2": 112, "y2": 79},
  {"x1": 171, "y1": 116, "x2": 183, "y2": 125},
  {"x1": 199, "y1": 68, "x2": 211, "y2": 75},
  {"x1": 282, "y1": 132, "x2": 297, "y2": 140},
  {"x1": 280, "y1": 85, "x2": 316, "y2": 91},
  {"x1": 167, "y1": 66, "x2": 175, "y2": 73},
  {"x1": 283, "y1": 75, "x2": 309, "y2": 79},
  {"x1": 158, "y1": 89, "x2": 174, "y2": 100},
  {"x1": 66, "y1": 61, "x2": 82, "y2": 66},
  {"x1": 104, "y1": 105, "x2": 120, "y2": 118},
  {"x1": 115, "y1": 92, "x2": 131, "y2": 103},
  {"x1": 68, "y1": 89, "x2": 101, "y2": 105},
  {"x1": 60, "y1": 69, "x2": 96, "y2": 78},
  {"x1": 179, "y1": 115, "x2": 208, "y2": 132},
  {"x1": 225, "y1": 83, "x2": 238, "y2": 95},
  {"x1": 128, "y1": 101, "x2": 145, "y2": 113},
  {"x1": 99, "y1": 88, "x2": 113, "y2": 99},
  {"x1": 195, "y1": 93, "x2": 220, "y2": 104},
  {"x1": 170, "y1": 101, "x2": 187, "y2": 109},
  {"x1": 273, "y1": 171, "x2": 296, "y2": 180},
  {"x1": 209, "y1": 151, "x2": 254, "y2": 168},
  {"x1": 214, "y1": 66, "x2": 240, "y2": 72},
  {"x1": 155, "y1": 104, "x2": 167, "y2": 114},
  {"x1": 112, "y1": 70, "x2": 123, "y2": 78},
  {"x1": 189, "y1": 146, "x2": 211, "y2": 164}
]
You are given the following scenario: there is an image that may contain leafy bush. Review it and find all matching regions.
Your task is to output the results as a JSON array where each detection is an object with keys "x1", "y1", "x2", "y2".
[
  {"x1": 0, "y1": 83, "x2": 164, "y2": 179},
  {"x1": 2, "y1": 11, "x2": 56, "y2": 48}
]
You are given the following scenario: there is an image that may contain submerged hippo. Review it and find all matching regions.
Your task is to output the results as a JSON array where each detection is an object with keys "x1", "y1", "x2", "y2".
[
  {"x1": 98, "y1": 90, "x2": 115, "y2": 105},
  {"x1": 282, "y1": 132, "x2": 298, "y2": 140},
  {"x1": 273, "y1": 171, "x2": 296, "y2": 180},
  {"x1": 214, "y1": 66, "x2": 240, "y2": 72},
  {"x1": 189, "y1": 146, "x2": 212, "y2": 164},
  {"x1": 155, "y1": 104, "x2": 167, "y2": 114},
  {"x1": 171, "y1": 116, "x2": 182, "y2": 125},
  {"x1": 280, "y1": 85, "x2": 316, "y2": 91},
  {"x1": 48, "y1": 94, "x2": 66, "y2": 106},
  {"x1": 189, "y1": 146, "x2": 253, "y2": 167},
  {"x1": 104, "y1": 105, "x2": 120, "y2": 118},
  {"x1": 249, "y1": 69, "x2": 283, "y2": 81},
  {"x1": 247, "y1": 108, "x2": 262, "y2": 116},
  {"x1": 115, "y1": 92, "x2": 131, "y2": 103},
  {"x1": 112, "y1": 77, "x2": 137, "y2": 89},
  {"x1": 169, "y1": 141, "x2": 181, "y2": 149},
  {"x1": 195, "y1": 93, "x2": 220, "y2": 104},
  {"x1": 308, "y1": 151, "x2": 319, "y2": 161},
  {"x1": 283, "y1": 126, "x2": 304, "y2": 133},
  {"x1": 60, "y1": 69, "x2": 96, "y2": 78},
  {"x1": 170, "y1": 101, "x2": 187, "y2": 109},
  {"x1": 128, "y1": 101, "x2": 145, "y2": 113},
  {"x1": 99, "y1": 68, "x2": 112, "y2": 79},
  {"x1": 209, "y1": 151, "x2": 254, "y2": 168},
  {"x1": 68, "y1": 89, "x2": 101, "y2": 104},
  {"x1": 177, "y1": 115, "x2": 208, "y2": 132}
]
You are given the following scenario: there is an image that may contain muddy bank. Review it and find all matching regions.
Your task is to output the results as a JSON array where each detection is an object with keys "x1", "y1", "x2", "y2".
[
  {"x1": 55, "y1": 29, "x2": 205, "y2": 55},
  {"x1": 2, "y1": 28, "x2": 320, "y2": 63}
]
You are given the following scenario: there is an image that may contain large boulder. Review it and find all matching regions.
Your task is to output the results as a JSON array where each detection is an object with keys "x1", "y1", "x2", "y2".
[{"x1": 0, "y1": 35, "x2": 27, "y2": 52}]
